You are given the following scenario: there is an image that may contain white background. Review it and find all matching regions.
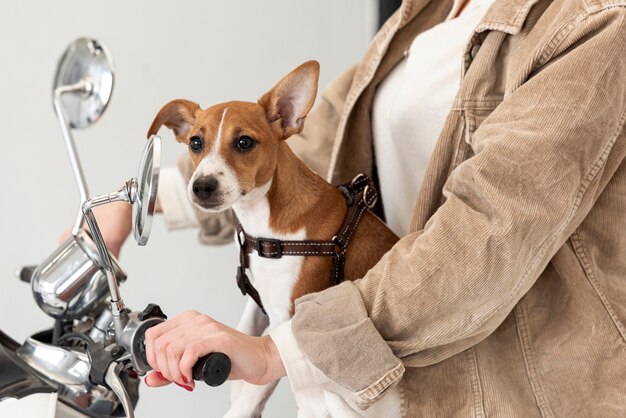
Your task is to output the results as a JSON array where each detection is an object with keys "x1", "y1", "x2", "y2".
[{"x1": 0, "y1": 1, "x2": 375, "y2": 417}]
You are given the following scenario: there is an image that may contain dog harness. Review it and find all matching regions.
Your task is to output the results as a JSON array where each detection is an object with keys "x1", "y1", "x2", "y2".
[{"x1": 235, "y1": 174, "x2": 378, "y2": 314}]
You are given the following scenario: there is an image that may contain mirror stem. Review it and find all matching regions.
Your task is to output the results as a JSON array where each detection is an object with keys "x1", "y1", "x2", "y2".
[
  {"x1": 53, "y1": 79, "x2": 94, "y2": 235},
  {"x1": 82, "y1": 182, "x2": 134, "y2": 337}
]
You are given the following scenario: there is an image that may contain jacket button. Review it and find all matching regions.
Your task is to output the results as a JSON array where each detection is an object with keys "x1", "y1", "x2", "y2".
[{"x1": 470, "y1": 44, "x2": 481, "y2": 59}]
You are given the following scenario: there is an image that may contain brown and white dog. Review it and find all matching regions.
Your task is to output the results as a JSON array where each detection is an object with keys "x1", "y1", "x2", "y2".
[{"x1": 148, "y1": 61, "x2": 399, "y2": 418}]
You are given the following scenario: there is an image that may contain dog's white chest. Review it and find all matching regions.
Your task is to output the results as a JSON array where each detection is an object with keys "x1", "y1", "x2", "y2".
[
  {"x1": 248, "y1": 248, "x2": 304, "y2": 322},
  {"x1": 233, "y1": 193, "x2": 304, "y2": 323}
]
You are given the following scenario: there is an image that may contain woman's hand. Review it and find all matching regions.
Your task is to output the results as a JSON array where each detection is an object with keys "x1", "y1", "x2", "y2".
[
  {"x1": 57, "y1": 201, "x2": 132, "y2": 258},
  {"x1": 143, "y1": 310, "x2": 286, "y2": 391}
]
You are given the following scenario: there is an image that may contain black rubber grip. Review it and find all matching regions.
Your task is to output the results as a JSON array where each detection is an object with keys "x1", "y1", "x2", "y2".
[{"x1": 192, "y1": 352, "x2": 231, "y2": 387}]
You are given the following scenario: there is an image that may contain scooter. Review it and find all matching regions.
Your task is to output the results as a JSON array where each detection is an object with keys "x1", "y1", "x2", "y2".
[{"x1": 0, "y1": 37, "x2": 230, "y2": 418}]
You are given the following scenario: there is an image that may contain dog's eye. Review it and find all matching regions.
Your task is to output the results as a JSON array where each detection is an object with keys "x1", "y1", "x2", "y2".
[
  {"x1": 235, "y1": 136, "x2": 256, "y2": 152},
  {"x1": 189, "y1": 136, "x2": 204, "y2": 153}
]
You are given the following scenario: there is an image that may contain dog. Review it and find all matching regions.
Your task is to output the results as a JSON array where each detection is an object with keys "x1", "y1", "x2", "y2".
[{"x1": 148, "y1": 61, "x2": 399, "y2": 417}]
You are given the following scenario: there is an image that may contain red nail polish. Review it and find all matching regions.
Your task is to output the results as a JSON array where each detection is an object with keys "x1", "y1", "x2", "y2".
[
  {"x1": 144, "y1": 376, "x2": 152, "y2": 387},
  {"x1": 175, "y1": 382, "x2": 194, "y2": 392},
  {"x1": 182, "y1": 375, "x2": 188, "y2": 384},
  {"x1": 156, "y1": 371, "x2": 166, "y2": 380}
]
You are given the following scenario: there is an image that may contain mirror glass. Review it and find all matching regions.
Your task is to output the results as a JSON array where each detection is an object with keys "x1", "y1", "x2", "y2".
[
  {"x1": 133, "y1": 135, "x2": 161, "y2": 246},
  {"x1": 53, "y1": 37, "x2": 114, "y2": 129}
]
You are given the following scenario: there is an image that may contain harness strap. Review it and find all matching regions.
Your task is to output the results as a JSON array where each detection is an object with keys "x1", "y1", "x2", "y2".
[{"x1": 235, "y1": 174, "x2": 378, "y2": 314}]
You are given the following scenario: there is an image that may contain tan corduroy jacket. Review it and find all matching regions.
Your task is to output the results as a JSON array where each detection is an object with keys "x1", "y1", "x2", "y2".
[{"x1": 183, "y1": 0, "x2": 626, "y2": 415}]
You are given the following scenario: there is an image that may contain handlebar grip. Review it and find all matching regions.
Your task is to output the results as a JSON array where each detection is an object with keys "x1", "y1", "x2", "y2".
[{"x1": 192, "y1": 352, "x2": 231, "y2": 387}]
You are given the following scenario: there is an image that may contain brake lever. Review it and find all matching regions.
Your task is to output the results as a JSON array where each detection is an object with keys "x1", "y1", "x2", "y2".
[
  {"x1": 105, "y1": 361, "x2": 135, "y2": 418},
  {"x1": 87, "y1": 340, "x2": 137, "y2": 417}
]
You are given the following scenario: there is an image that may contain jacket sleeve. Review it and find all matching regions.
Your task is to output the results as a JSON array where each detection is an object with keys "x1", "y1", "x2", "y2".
[
  {"x1": 291, "y1": 8, "x2": 626, "y2": 408},
  {"x1": 173, "y1": 65, "x2": 357, "y2": 244}
]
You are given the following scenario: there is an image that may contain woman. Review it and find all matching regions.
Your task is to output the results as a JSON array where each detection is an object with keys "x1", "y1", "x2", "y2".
[{"x1": 80, "y1": 0, "x2": 626, "y2": 415}]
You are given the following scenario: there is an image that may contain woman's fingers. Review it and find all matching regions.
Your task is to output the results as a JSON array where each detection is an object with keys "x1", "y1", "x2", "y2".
[
  {"x1": 145, "y1": 310, "x2": 202, "y2": 372},
  {"x1": 145, "y1": 325, "x2": 169, "y2": 373},
  {"x1": 144, "y1": 310, "x2": 210, "y2": 388},
  {"x1": 154, "y1": 333, "x2": 176, "y2": 381},
  {"x1": 144, "y1": 333, "x2": 195, "y2": 391},
  {"x1": 179, "y1": 334, "x2": 227, "y2": 385},
  {"x1": 166, "y1": 339, "x2": 195, "y2": 390},
  {"x1": 152, "y1": 324, "x2": 187, "y2": 382},
  {"x1": 144, "y1": 371, "x2": 172, "y2": 388},
  {"x1": 175, "y1": 316, "x2": 224, "y2": 385}
]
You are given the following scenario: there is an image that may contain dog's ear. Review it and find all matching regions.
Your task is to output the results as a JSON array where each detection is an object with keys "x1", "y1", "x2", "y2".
[
  {"x1": 147, "y1": 99, "x2": 201, "y2": 143},
  {"x1": 258, "y1": 60, "x2": 319, "y2": 139}
]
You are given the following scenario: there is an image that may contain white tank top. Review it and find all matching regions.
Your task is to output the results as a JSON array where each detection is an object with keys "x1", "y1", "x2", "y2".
[{"x1": 372, "y1": 0, "x2": 496, "y2": 237}]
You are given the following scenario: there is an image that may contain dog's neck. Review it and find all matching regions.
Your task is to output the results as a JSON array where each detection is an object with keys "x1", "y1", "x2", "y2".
[{"x1": 232, "y1": 142, "x2": 344, "y2": 239}]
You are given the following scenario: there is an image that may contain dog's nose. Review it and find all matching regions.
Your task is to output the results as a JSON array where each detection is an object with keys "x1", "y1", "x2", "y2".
[{"x1": 192, "y1": 176, "x2": 219, "y2": 199}]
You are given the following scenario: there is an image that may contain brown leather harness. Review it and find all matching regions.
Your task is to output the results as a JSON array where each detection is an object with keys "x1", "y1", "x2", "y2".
[{"x1": 235, "y1": 174, "x2": 378, "y2": 314}]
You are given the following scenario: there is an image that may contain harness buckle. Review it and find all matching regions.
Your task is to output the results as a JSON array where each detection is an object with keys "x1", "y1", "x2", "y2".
[
  {"x1": 350, "y1": 173, "x2": 367, "y2": 186},
  {"x1": 363, "y1": 185, "x2": 377, "y2": 209},
  {"x1": 256, "y1": 238, "x2": 282, "y2": 258},
  {"x1": 331, "y1": 235, "x2": 346, "y2": 253}
]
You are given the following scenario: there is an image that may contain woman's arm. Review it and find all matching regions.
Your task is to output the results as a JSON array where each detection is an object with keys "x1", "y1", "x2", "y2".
[
  {"x1": 57, "y1": 201, "x2": 133, "y2": 258},
  {"x1": 289, "y1": 7, "x2": 626, "y2": 408},
  {"x1": 143, "y1": 310, "x2": 285, "y2": 390}
]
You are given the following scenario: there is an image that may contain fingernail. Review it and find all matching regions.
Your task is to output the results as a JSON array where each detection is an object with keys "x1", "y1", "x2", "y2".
[
  {"x1": 175, "y1": 382, "x2": 194, "y2": 392},
  {"x1": 182, "y1": 375, "x2": 188, "y2": 384},
  {"x1": 156, "y1": 371, "x2": 166, "y2": 380},
  {"x1": 144, "y1": 376, "x2": 152, "y2": 387}
]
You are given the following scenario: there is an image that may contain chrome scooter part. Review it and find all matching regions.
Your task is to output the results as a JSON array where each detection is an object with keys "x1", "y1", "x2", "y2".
[
  {"x1": 31, "y1": 229, "x2": 126, "y2": 320},
  {"x1": 16, "y1": 333, "x2": 130, "y2": 417},
  {"x1": 89, "y1": 309, "x2": 115, "y2": 345},
  {"x1": 105, "y1": 363, "x2": 134, "y2": 418},
  {"x1": 82, "y1": 180, "x2": 136, "y2": 338},
  {"x1": 116, "y1": 304, "x2": 167, "y2": 374}
]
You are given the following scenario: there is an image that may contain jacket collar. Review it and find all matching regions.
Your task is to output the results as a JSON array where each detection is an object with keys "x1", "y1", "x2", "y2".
[
  {"x1": 475, "y1": 0, "x2": 543, "y2": 34},
  {"x1": 398, "y1": 0, "x2": 542, "y2": 35}
]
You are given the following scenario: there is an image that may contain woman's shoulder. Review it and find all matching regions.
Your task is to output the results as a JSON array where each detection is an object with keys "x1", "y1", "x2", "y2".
[
  {"x1": 547, "y1": 0, "x2": 626, "y2": 19},
  {"x1": 577, "y1": 0, "x2": 626, "y2": 13},
  {"x1": 527, "y1": 0, "x2": 626, "y2": 59}
]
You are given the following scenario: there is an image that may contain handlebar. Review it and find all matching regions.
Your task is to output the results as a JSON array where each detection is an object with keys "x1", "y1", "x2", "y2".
[
  {"x1": 192, "y1": 352, "x2": 231, "y2": 386},
  {"x1": 134, "y1": 304, "x2": 231, "y2": 387}
]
